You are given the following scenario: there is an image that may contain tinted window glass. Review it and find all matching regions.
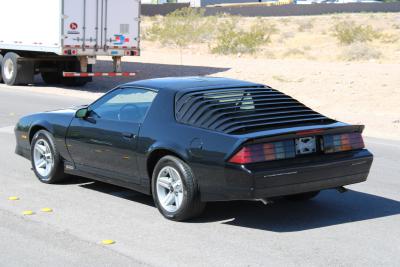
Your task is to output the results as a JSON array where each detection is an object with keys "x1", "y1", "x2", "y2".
[{"x1": 90, "y1": 88, "x2": 156, "y2": 123}]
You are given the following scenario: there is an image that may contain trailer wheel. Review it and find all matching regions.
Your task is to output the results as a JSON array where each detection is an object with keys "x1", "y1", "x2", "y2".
[
  {"x1": 0, "y1": 54, "x2": 3, "y2": 83},
  {"x1": 1, "y1": 52, "x2": 20, "y2": 85},
  {"x1": 41, "y1": 72, "x2": 62, "y2": 85},
  {"x1": 1, "y1": 52, "x2": 34, "y2": 86}
]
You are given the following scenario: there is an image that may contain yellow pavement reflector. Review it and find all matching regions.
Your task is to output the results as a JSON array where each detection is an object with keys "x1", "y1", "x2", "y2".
[
  {"x1": 101, "y1": 240, "x2": 115, "y2": 245},
  {"x1": 22, "y1": 210, "x2": 34, "y2": 215},
  {"x1": 8, "y1": 196, "x2": 19, "y2": 200},
  {"x1": 41, "y1": 208, "x2": 53, "y2": 213}
]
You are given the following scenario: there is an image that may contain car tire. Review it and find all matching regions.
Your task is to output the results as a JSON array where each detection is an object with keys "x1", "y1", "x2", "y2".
[
  {"x1": 0, "y1": 54, "x2": 3, "y2": 83},
  {"x1": 285, "y1": 191, "x2": 320, "y2": 201},
  {"x1": 31, "y1": 130, "x2": 67, "y2": 184},
  {"x1": 152, "y1": 155, "x2": 206, "y2": 221}
]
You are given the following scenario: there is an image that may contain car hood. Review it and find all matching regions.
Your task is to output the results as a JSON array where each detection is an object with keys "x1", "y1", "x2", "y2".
[{"x1": 44, "y1": 105, "x2": 87, "y2": 116}]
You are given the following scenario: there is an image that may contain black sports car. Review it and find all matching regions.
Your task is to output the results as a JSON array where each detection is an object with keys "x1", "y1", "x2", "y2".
[{"x1": 15, "y1": 77, "x2": 373, "y2": 221}]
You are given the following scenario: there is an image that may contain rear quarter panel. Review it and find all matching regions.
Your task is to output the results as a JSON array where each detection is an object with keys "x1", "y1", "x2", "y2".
[{"x1": 137, "y1": 89, "x2": 240, "y2": 195}]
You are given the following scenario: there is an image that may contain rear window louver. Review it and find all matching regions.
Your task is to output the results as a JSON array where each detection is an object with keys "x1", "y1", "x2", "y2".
[{"x1": 175, "y1": 86, "x2": 336, "y2": 134}]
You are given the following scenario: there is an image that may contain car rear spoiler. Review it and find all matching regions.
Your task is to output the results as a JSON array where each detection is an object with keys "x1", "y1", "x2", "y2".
[
  {"x1": 239, "y1": 123, "x2": 365, "y2": 145},
  {"x1": 224, "y1": 123, "x2": 365, "y2": 160}
]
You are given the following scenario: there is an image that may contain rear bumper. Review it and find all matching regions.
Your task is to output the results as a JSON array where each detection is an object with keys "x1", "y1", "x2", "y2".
[{"x1": 200, "y1": 149, "x2": 373, "y2": 201}]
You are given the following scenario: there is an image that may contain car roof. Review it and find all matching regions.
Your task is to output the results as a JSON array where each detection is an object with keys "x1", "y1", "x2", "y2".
[{"x1": 121, "y1": 77, "x2": 264, "y2": 92}]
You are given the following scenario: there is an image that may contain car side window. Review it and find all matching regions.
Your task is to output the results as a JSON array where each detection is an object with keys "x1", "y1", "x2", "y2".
[{"x1": 89, "y1": 88, "x2": 157, "y2": 123}]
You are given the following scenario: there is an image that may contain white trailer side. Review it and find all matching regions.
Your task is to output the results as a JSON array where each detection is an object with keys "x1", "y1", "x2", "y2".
[{"x1": 0, "y1": 0, "x2": 140, "y2": 86}]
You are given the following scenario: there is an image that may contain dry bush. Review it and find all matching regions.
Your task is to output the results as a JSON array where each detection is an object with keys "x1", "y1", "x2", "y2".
[
  {"x1": 340, "y1": 42, "x2": 382, "y2": 61},
  {"x1": 297, "y1": 19, "x2": 314, "y2": 32},
  {"x1": 211, "y1": 19, "x2": 278, "y2": 55},
  {"x1": 332, "y1": 21, "x2": 380, "y2": 45},
  {"x1": 146, "y1": 8, "x2": 216, "y2": 47},
  {"x1": 283, "y1": 48, "x2": 305, "y2": 57},
  {"x1": 380, "y1": 33, "x2": 399, "y2": 44},
  {"x1": 280, "y1": 31, "x2": 296, "y2": 41}
]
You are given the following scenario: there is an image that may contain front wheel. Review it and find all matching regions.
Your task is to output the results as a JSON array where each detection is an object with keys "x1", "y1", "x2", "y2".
[
  {"x1": 152, "y1": 156, "x2": 205, "y2": 221},
  {"x1": 31, "y1": 130, "x2": 67, "y2": 184}
]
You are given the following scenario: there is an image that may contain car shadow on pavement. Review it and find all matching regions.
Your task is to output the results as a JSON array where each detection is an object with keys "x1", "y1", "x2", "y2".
[
  {"x1": 76, "y1": 179, "x2": 155, "y2": 207},
  {"x1": 33, "y1": 60, "x2": 230, "y2": 93},
  {"x1": 194, "y1": 189, "x2": 400, "y2": 232},
  {"x1": 72, "y1": 178, "x2": 400, "y2": 232}
]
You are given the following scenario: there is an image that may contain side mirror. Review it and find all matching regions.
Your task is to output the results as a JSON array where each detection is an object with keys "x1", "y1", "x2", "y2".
[{"x1": 75, "y1": 108, "x2": 89, "y2": 119}]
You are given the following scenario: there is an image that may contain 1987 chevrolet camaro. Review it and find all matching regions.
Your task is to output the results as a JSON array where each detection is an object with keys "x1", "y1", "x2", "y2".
[{"x1": 15, "y1": 77, "x2": 373, "y2": 221}]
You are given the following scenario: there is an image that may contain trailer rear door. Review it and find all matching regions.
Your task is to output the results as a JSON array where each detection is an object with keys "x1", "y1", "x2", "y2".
[{"x1": 63, "y1": 0, "x2": 139, "y2": 53}]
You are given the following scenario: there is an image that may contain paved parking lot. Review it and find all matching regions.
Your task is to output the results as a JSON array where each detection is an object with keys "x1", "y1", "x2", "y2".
[{"x1": 0, "y1": 85, "x2": 399, "y2": 267}]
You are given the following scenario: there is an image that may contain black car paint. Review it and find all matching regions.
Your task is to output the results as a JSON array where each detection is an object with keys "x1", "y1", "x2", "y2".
[{"x1": 15, "y1": 77, "x2": 373, "y2": 201}]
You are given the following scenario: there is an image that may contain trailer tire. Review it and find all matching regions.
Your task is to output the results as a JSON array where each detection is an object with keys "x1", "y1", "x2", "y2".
[
  {"x1": 1, "y1": 52, "x2": 34, "y2": 86},
  {"x1": 1, "y1": 52, "x2": 20, "y2": 85},
  {"x1": 41, "y1": 71, "x2": 62, "y2": 85},
  {"x1": 0, "y1": 54, "x2": 3, "y2": 83}
]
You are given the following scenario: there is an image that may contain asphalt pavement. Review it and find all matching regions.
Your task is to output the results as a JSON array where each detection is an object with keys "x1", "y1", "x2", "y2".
[{"x1": 0, "y1": 85, "x2": 399, "y2": 267}]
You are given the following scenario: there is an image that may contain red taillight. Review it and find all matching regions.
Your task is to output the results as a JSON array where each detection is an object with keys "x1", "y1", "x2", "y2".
[
  {"x1": 323, "y1": 132, "x2": 364, "y2": 153},
  {"x1": 228, "y1": 140, "x2": 295, "y2": 164}
]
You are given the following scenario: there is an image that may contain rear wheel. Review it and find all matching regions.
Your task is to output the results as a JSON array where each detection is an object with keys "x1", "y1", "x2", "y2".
[
  {"x1": 1, "y1": 52, "x2": 20, "y2": 85},
  {"x1": 285, "y1": 191, "x2": 320, "y2": 201},
  {"x1": 31, "y1": 130, "x2": 67, "y2": 184},
  {"x1": 1, "y1": 52, "x2": 34, "y2": 86},
  {"x1": 41, "y1": 71, "x2": 62, "y2": 84},
  {"x1": 0, "y1": 54, "x2": 3, "y2": 83},
  {"x1": 152, "y1": 156, "x2": 205, "y2": 221}
]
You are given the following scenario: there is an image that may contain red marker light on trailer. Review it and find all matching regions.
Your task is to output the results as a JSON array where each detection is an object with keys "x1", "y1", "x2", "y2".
[{"x1": 71, "y1": 49, "x2": 77, "y2": 55}]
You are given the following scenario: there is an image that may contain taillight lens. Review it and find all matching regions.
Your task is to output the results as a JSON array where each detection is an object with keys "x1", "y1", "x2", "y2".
[
  {"x1": 323, "y1": 132, "x2": 364, "y2": 153},
  {"x1": 229, "y1": 140, "x2": 295, "y2": 164}
]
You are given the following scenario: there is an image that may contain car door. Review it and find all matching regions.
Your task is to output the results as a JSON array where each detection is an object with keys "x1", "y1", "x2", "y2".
[{"x1": 66, "y1": 88, "x2": 157, "y2": 184}]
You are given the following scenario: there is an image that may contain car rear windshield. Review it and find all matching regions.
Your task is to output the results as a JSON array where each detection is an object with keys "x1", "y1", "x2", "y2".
[{"x1": 175, "y1": 86, "x2": 335, "y2": 134}]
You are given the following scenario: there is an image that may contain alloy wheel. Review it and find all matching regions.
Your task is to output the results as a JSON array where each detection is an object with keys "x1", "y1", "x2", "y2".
[
  {"x1": 156, "y1": 166, "x2": 184, "y2": 213},
  {"x1": 33, "y1": 139, "x2": 54, "y2": 178}
]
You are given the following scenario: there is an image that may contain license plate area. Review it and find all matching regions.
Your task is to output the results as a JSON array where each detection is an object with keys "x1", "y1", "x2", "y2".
[{"x1": 295, "y1": 136, "x2": 317, "y2": 155}]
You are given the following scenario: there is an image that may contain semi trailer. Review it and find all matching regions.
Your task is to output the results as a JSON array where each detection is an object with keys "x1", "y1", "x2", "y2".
[{"x1": 0, "y1": 0, "x2": 140, "y2": 86}]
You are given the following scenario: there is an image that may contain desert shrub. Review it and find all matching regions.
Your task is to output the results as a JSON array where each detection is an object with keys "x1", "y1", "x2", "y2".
[
  {"x1": 380, "y1": 33, "x2": 399, "y2": 43},
  {"x1": 283, "y1": 48, "x2": 305, "y2": 57},
  {"x1": 280, "y1": 18, "x2": 291, "y2": 26},
  {"x1": 340, "y1": 42, "x2": 382, "y2": 61},
  {"x1": 211, "y1": 19, "x2": 278, "y2": 55},
  {"x1": 146, "y1": 7, "x2": 216, "y2": 47},
  {"x1": 297, "y1": 19, "x2": 314, "y2": 32},
  {"x1": 332, "y1": 21, "x2": 380, "y2": 45},
  {"x1": 280, "y1": 31, "x2": 296, "y2": 41}
]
